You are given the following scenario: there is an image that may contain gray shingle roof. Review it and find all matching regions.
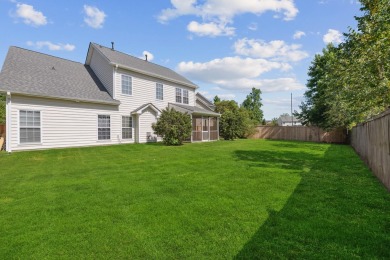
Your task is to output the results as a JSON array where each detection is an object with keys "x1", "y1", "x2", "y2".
[
  {"x1": 169, "y1": 103, "x2": 220, "y2": 117},
  {"x1": 0, "y1": 46, "x2": 120, "y2": 105},
  {"x1": 90, "y1": 43, "x2": 197, "y2": 89}
]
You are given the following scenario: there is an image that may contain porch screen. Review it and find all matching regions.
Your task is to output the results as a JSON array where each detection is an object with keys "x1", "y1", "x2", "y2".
[{"x1": 192, "y1": 117, "x2": 202, "y2": 141}]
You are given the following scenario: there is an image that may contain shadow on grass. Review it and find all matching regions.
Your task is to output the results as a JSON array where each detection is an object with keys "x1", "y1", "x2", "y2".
[{"x1": 234, "y1": 144, "x2": 390, "y2": 259}]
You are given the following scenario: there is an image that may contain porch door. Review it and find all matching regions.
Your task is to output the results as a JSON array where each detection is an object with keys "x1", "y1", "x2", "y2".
[
  {"x1": 192, "y1": 117, "x2": 202, "y2": 141},
  {"x1": 202, "y1": 117, "x2": 209, "y2": 141}
]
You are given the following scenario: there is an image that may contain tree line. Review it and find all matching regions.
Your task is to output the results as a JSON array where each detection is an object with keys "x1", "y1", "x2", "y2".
[{"x1": 296, "y1": 0, "x2": 390, "y2": 130}]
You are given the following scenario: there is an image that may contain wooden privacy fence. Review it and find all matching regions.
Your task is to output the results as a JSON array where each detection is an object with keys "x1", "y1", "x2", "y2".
[
  {"x1": 350, "y1": 109, "x2": 390, "y2": 191},
  {"x1": 250, "y1": 126, "x2": 347, "y2": 143}
]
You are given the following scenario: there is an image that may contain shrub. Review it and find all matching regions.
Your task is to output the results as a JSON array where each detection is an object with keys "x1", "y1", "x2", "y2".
[{"x1": 152, "y1": 108, "x2": 192, "y2": 145}]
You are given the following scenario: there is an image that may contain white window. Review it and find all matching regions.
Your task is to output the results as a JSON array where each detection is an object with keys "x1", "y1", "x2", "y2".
[
  {"x1": 122, "y1": 116, "x2": 133, "y2": 139},
  {"x1": 156, "y1": 83, "x2": 163, "y2": 100},
  {"x1": 20, "y1": 110, "x2": 41, "y2": 143},
  {"x1": 176, "y1": 88, "x2": 182, "y2": 103},
  {"x1": 98, "y1": 115, "x2": 110, "y2": 140},
  {"x1": 183, "y1": 89, "x2": 189, "y2": 104},
  {"x1": 121, "y1": 75, "x2": 132, "y2": 95}
]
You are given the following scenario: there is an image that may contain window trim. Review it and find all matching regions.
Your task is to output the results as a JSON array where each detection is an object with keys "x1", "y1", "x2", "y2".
[
  {"x1": 121, "y1": 74, "x2": 133, "y2": 96},
  {"x1": 122, "y1": 116, "x2": 133, "y2": 140},
  {"x1": 18, "y1": 109, "x2": 42, "y2": 144},
  {"x1": 98, "y1": 115, "x2": 111, "y2": 141},
  {"x1": 156, "y1": 83, "x2": 164, "y2": 101}
]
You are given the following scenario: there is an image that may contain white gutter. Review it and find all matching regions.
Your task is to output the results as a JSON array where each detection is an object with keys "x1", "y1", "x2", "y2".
[{"x1": 7, "y1": 91, "x2": 120, "y2": 106}]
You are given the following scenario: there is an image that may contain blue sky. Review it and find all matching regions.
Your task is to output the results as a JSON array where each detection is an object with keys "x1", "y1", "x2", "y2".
[{"x1": 1, "y1": 0, "x2": 362, "y2": 119}]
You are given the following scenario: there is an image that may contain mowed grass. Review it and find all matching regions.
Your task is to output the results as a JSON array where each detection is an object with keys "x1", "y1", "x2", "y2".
[{"x1": 0, "y1": 140, "x2": 389, "y2": 259}]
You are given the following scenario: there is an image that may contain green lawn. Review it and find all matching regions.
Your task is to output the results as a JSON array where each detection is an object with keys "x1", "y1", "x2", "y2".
[{"x1": 0, "y1": 140, "x2": 389, "y2": 259}]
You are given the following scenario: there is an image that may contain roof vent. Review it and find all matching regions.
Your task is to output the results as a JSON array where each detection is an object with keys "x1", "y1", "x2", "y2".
[
  {"x1": 111, "y1": 42, "x2": 114, "y2": 51},
  {"x1": 51, "y1": 66, "x2": 55, "y2": 70},
  {"x1": 145, "y1": 54, "x2": 148, "y2": 61}
]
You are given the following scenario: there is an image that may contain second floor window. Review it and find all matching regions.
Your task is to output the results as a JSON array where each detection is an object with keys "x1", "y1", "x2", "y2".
[
  {"x1": 156, "y1": 83, "x2": 163, "y2": 100},
  {"x1": 121, "y1": 75, "x2": 132, "y2": 95},
  {"x1": 176, "y1": 88, "x2": 182, "y2": 103},
  {"x1": 183, "y1": 89, "x2": 189, "y2": 104}
]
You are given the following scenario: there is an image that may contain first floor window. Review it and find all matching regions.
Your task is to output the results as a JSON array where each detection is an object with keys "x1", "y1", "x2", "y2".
[
  {"x1": 176, "y1": 88, "x2": 182, "y2": 103},
  {"x1": 98, "y1": 115, "x2": 110, "y2": 140},
  {"x1": 122, "y1": 116, "x2": 133, "y2": 139},
  {"x1": 20, "y1": 110, "x2": 41, "y2": 143},
  {"x1": 156, "y1": 83, "x2": 163, "y2": 100},
  {"x1": 183, "y1": 89, "x2": 189, "y2": 104}
]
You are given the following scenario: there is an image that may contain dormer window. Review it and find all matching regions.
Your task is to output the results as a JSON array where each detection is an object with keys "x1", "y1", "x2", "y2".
[{"x1": 121, "y1": 75, "x2": 132, "y2": 95}]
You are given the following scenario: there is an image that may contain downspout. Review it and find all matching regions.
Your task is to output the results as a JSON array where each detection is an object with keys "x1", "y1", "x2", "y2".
[{"x1": 6, "y1": 92, "x2": 11, "y2": 152}]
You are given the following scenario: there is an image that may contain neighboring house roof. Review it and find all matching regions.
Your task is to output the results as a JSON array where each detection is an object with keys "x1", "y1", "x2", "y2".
[
  {"x1": 169, "y1": 103, "x2": 220, "y2": 117},
  {"x1": 279, "y1": 115, "x2": 301, "y2": 123},
  {"x1": 87, "y1": 43, "x2": 198, "y2": 89},
  {"x1": 0, "y1": 46, "x2": 120, "y2": 105}
]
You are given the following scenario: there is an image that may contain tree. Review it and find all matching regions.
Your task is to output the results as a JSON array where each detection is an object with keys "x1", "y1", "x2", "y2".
[
  {"x1": 152, "y1": 108, "x2": 192, "y2": 145},
  {"x1": 0, "y1": 93, "x2": 5, "y2": 124},
  {"x1": 270, "y1": 118, "x2": 279, "y2": 126},
  {"x1": 215, "y1": 100, "x2": 254, "y2": 140},
  {"x1": 213, "y1": 95, "x2": 221, "y2": 104},
  {"x1": 241, "y1": 88, "x2": 264, "y2": 124},
  {"x1": 296, "y1": 0, "x2": 390, "y2": 129}
]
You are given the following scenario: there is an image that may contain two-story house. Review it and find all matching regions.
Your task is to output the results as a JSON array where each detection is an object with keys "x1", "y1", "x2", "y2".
[{"x1": 0, "y1": 43, "x2": 219, "y2": 152}]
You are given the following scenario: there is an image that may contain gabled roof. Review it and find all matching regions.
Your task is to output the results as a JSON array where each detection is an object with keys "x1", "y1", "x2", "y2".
[
  {"x1": 87, "y1": 43, "x2": 197, "y2": 89},
  {"x1": 196, "y1": 92, "x2": 215, "y2": 110},
  {"x1": 132, "y1": 103, "x2": 161, "y2": 115},
  {"x1": 169, "y1": 103, "x2": 220, "y2": 117},
  {"x1": 0, "y1": 46, "x2": 120, "y2": 105}
]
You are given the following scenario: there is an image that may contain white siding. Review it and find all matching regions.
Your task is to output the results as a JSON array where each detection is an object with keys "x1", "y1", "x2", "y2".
[
  {"x1": 90, "y1": 50, "x2": 114, "y2": 98},
  {"x1": 9, "y1": 95, "x2": 136, "y2": 151},
  {"x1": 114, "y1": 68, "x2": 196, "y2": 114},
  {"x1": 138, "y1": 107, "x2": 158, "y2": 143}
]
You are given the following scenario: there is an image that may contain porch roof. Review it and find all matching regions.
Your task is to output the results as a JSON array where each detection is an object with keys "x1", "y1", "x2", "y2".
[{"x1": 168, "y1": 103, "x2": 220, "y2": 117}]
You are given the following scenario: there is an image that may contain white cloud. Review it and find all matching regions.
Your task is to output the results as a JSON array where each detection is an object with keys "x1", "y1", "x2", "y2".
[
  {"x1": 218, "y1": 93, "x2": 236, "y2": 100},
  {"x1": 26, "y1": 41, "x2": 75, "y2": 51},
  {"x1": 323, "y1": 29, "x2": 343, "y2": 44},
  {"x1": 293, "y1": 30, "x2": 306, "y2": 39},
  {"x1": 83, "y1": 5, "x2": 106, "y2": 29},
  {"x1": 248, "y1": 22, "x2": 258, "y2": 31},
  {"x1": 212, "y1": 78, "x2": 304, "y2": 92},
  {"x1": 158, "y1": 0, "x2": 298, "y2": 37},
  {"x1": 15, "y1": 3, "x2": 47, "y2": 26},
  {"x1": 141, "y1": 51, "x2": 154, "y2": 61},
  {"x1": 233, "y1": 38, "x2": 309, "y2": 62},
  {"x1": 177, "y1": 56, "x2": 298, "y2": 93},
  {"x1": 187, "y1": 21, "x2": 235, "y2": 37},
  {"x1": 159, "y1": 0, "x2": 298, "y2": 23},
  {"x1": 177, "y1": 56, "x2": 291, "y2": 83}
]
